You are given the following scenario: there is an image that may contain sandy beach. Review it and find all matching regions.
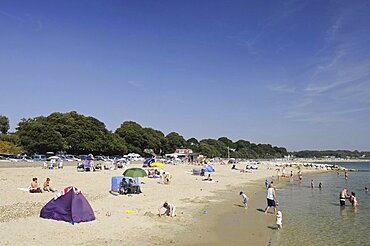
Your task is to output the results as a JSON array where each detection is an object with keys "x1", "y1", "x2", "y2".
[{"x1": 0, "y1": 161, "x2": 323, "y2": 245}]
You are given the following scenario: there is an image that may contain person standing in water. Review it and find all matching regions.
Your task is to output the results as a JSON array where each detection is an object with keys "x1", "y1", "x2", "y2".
[
  {"x1": 340, "y1": 188, "x2": 350, "y2": 206},
  {"x1": 350, "y1": 192, "x2": 359, "y2": 206},
  {"x1": 298, "y1": 170, "x2": 302, "y2": 182},
  {"x1": 290, "y1": 171, "x2": 293, "y2": 183},
  {"x1": 344, "y1": 172, "x2": 348, "y2": 180}
]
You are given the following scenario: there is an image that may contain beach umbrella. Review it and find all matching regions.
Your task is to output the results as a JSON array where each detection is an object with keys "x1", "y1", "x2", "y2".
[
  {"x1": 144, "y1": 158, "x2": 155, "y2": 165},
  {"x1": 123, "y1": 168, "x2": 147, "y2": 178},
  {"x1": 151, "y1": 162, "x2": 165, "y2": 167}
]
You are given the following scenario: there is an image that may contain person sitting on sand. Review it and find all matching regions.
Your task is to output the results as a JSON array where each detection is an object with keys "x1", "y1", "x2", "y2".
[
  {"x1": 43, "y1": 178, "x2": 56, "y2": 192},
  {"x1": 119, "y1": 179, "x2": 128, "y2": 195},
  {"x1": 161, "y1": 202, "x2": 176, "y2": 217},
  {"x1": 30, "y1": 177, "x2": 42, "y2": 193},
  {"x1": 276, "y1": 210, "x2": 283, "y2": 229},
  {"x1": 240, "y1": 191, "x2": 248, "y2": 209},
  {"x1": 350, "y1": 192, "x2": 359, "y2": 206},
  {"x1": 203, "y1": 174, "x2": 212, "y2": 181}
]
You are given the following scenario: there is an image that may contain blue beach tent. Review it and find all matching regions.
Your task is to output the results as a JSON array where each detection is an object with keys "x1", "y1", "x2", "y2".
[{"x1": 205, "y1": 165, "x2": 215, "y2": 172}]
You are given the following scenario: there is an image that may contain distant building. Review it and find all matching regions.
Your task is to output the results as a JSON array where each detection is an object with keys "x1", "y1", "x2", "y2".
[{"x1": 166, "y1": 148, "x2": 198, "y2": 161}]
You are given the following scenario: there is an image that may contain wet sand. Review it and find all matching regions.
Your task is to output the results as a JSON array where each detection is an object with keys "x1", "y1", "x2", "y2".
[{"x1": 174, "y1": 181, "x2": 276, "y2": 246}]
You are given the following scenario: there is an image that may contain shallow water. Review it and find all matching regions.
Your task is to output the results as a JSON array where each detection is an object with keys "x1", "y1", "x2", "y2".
[{"x1": 273, "y1": 162, "x2": 370, "y2": 246}]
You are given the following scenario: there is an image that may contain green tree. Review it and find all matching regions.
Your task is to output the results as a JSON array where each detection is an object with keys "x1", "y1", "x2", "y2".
[
  {"x1": 199, "y1": 139, "x2": 228, "y2": 157},
  {"x1": 0, "y1": 115, "x2": 10, "y2": 134},
  {"x1": 115, "y1": 121, "x2": 146, "y2": 154},
  {"x1": 186, "y1": 137, "x2": 199, "y2": 152},
  {"x1": 142, "y1": 127, "x2": 165, "y2": 155},
  {"x1": 16, "y1": 112, "x2": 126, "y2": 155},
  {"x1": 218, "y1": 137, "x2": 236, "y2": 149},
  {"x1": 164, "y1": 132, "x2": 187, "y2": 154}
]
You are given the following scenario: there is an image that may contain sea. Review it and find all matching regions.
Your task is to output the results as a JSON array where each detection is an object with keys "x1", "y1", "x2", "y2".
[{"x1": 273, "y1": 162, "x2": 370, "y2": 246}]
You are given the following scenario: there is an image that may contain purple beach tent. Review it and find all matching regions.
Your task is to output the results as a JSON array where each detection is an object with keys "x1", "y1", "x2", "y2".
[{"x1": 40, "y1": 186, "x2": 95, "y2": 224}]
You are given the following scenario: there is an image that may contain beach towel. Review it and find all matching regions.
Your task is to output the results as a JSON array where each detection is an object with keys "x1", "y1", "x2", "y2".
[
  {"x1": 18, "y1": 188, "x2": 31, "y2": 192},
  {"x1": 202, "y1": 180, "x2": 217, "y2": 183}
]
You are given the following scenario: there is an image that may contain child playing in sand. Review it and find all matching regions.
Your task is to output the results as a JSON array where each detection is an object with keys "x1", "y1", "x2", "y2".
[
  {"x1": 240, "y1": 191, "x2": 248, "y2": 209},
  {"x1": 276, "y1": 210, "x2": 283, "y2": 229},
  {"x1": 161, "y1": 202, "x2": 176, "y2": 217}
]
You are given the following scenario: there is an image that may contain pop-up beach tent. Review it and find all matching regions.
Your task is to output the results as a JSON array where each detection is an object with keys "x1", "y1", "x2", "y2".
[
  {"x1": 40, "y1": 186, "x2": 95, "y2": 224},
  {"x1": 204, "y1": 164, "x2": 215, "y2": 172}
]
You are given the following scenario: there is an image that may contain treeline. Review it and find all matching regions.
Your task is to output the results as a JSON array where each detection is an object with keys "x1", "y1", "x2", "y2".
[
  {"x1": 0, "y1": 111, "x2": 288, "y2": 158},
  {"x1": 292, "y1": 150, "x2": 370, "y2": 159}
]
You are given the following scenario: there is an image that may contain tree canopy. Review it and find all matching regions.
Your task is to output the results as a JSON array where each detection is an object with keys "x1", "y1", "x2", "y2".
[
  {"x1": 5, "y1": 111, "x2": 290, "y2": 158},
  {"x1": 0, "y1": 115, "x2": 10, "y2": 134},
  {"x1": 16, "y1": 111, "x2": 126, "y2": 155}
]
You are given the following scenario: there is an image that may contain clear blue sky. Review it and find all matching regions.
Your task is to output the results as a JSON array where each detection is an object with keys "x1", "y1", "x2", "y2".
[{"x1": 1, "y1": 0, "x2": 370, "y2": 151}]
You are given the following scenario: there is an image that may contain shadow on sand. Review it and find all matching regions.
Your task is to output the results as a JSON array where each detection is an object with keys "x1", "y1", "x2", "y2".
[{"x1": 267, "y1": 226, "x2": 278, "y2": 230}]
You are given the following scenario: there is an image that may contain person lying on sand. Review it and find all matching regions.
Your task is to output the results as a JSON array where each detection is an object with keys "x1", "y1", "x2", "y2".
[
  {"x1": 30, "y1": 177, "x2": 42, "y2": 193},
  {"x1": 43, "y1": 178, "x2": 56, "y2": 192}
]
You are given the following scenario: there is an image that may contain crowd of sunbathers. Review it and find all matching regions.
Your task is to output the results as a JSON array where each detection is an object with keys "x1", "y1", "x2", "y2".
[{"x1": 29, "y1": 177, "x2": 56, "y2": 193}]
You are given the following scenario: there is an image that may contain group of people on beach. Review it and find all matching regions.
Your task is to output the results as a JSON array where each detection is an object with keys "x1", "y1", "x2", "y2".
[
  {"x1": 30, "y1": 177, "x2": 56, "y2": 193},
  {"x1": 339, "y1": 188, "x2": 359, "y2": 207},
  {"x1": 240, "y1": 180, "x2": 283, "y2": 229}
]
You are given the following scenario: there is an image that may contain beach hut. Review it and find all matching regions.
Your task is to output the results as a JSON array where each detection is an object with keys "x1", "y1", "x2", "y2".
[{"x1": 40, "y1": 186, "x2": 95, "y2": 224}]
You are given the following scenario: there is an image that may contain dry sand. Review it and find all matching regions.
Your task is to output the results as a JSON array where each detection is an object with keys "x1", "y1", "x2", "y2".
[{"x1": 0, "y1": 161, "x2": 321, "y2": 245}]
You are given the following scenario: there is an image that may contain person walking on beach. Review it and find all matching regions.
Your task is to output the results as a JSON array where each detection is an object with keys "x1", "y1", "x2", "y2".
[
  {"x1": 318, "y1": 182, "x2": 322, "y2": 189},
  {"x1": 240, "y1": 191, "x2": 249, "y2": 209},
  {"x1": 311, "y1": 180, "x2": 314, "y2": 188},
  {"x1": 265, "y1": 179, "x2": 269, "y2": 189},
  {"x1": 276, "y1": 210, "x2": 283, "y2": 229},
  {"x1": 344, "y1": 171, "x2": 348, "y2": 180},
  {"x1": 340, "y1": 188, "x2": 350, "y2": 206},
  {"x1": 264, "y1": 183, "x2": 277, "y2": 215}
]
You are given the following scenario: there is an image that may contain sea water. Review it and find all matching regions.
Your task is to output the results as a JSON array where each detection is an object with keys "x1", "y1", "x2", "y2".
[{"x1": 273, "y1": 162, "x2": 370, "y2": 246}]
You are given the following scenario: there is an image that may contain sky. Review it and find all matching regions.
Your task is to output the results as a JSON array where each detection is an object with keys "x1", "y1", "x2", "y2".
[{"x1": 1, "y1": 0, "x2": 370, "y2": 151}]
